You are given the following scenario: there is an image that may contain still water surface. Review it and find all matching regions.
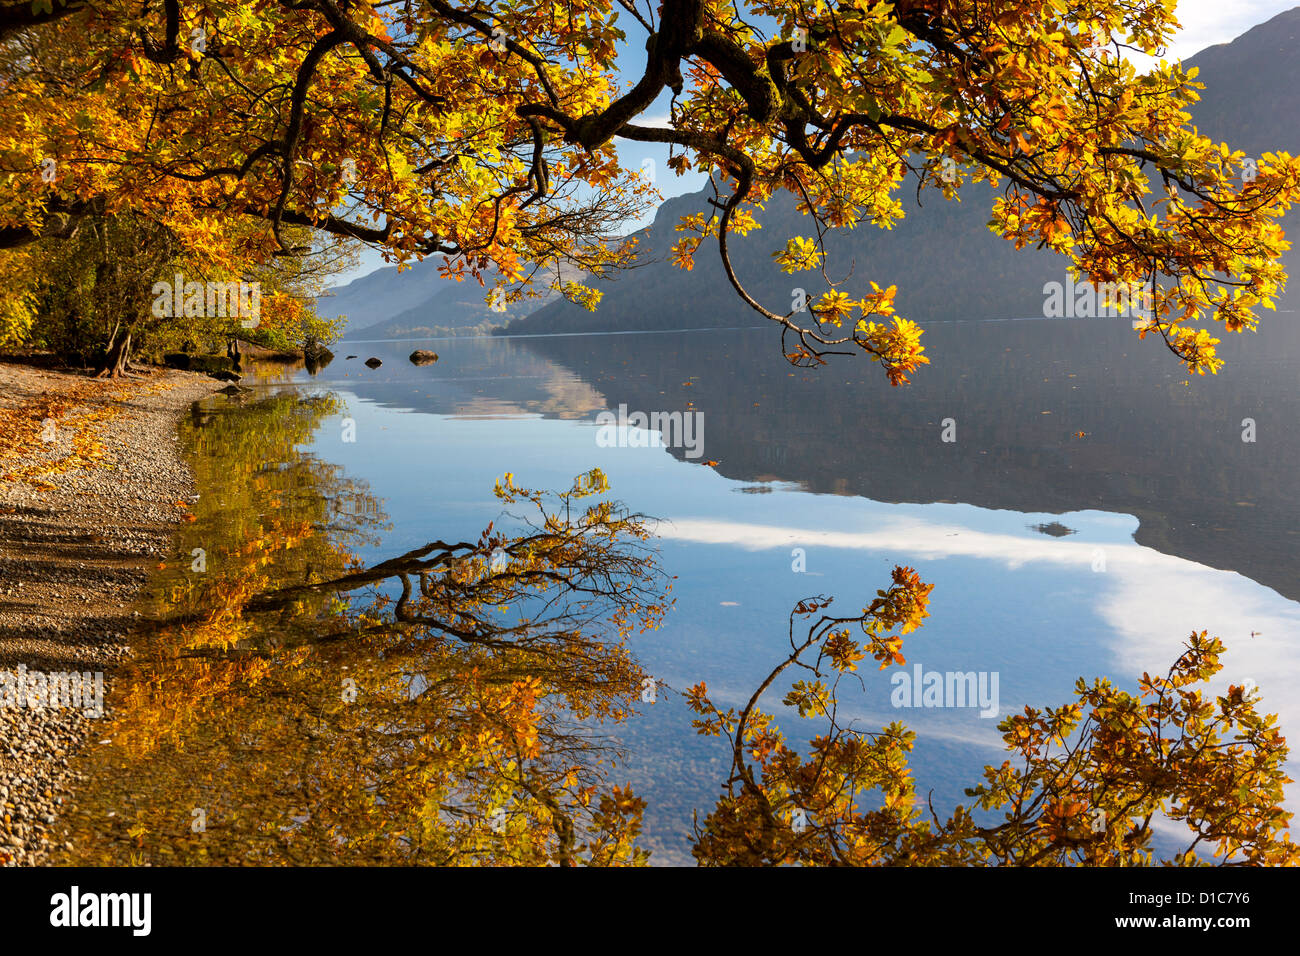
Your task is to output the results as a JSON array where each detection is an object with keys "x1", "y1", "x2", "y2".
[{"x1": 60, "y1": 315, "x2": 1300, "y2": 864}]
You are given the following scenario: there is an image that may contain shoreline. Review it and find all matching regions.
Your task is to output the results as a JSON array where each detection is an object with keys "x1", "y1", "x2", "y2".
[{"x1": 0, "y1": 360, "x2": 221, "y2": 865}]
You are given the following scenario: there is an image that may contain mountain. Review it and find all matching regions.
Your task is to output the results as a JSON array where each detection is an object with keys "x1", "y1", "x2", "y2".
[
  {"x1": 315, "y1": 257, "x2": 561, "y2": 340},
  {"x1": 499, "y1": 178, "x2": 1066, "y2": 336},
  {"x1": 316, "y1": 257, "x2": 447, "y2": 337},
  {"x1": 1180, "y1": 7, "x2": 1300, "y2": 158},
  {"x1": 501, "y1": 8, "x2": 1300, "y2": 336}
]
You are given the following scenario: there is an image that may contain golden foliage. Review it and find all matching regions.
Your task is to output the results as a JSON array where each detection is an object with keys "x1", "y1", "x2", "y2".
[
  {"x1": 3, "y1": 1, "x2": 1294, "y2": 377},
  {"x1": 689, "y1": 570, "x2": 1297, "y2": 867}
]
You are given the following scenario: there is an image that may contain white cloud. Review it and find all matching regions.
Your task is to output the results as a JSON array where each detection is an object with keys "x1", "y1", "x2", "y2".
[{"x1": 636, "y1": 114, "x2": 675, "y2": 130}]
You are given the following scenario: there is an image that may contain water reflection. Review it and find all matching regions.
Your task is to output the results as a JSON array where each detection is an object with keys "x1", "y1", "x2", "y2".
[
  {"x1": 323, "y1": 318, "x2": 1300, "y2": 602},
  {"x1": 53, "y1": 315, "x2": 1300, "y2": 866},
  {"x1": 514, "y1": 319, "x2": 1300, "y2": 605},
  {"x1": 280, "y1": 319, "x2": 1299, "y2": 861},
  {"x1": 55, "y1": 393, "x2": 668, "y2": 865}
]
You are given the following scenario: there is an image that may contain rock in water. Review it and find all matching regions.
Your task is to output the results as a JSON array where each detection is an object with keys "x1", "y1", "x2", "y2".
[
  {"x1": 364, "y1": 357, "x2": 383, "y2": 368},
  {"x1": 409, "y1": 350, "x2": 439, "y2": 366}
]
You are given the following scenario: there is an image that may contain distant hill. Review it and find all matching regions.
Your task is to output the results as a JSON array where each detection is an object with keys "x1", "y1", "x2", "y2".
[
  {"x1": 498, "y1": 177, "x2": 1066, "y2": 335},
  {"x1": 315, "y1": 258, "x2": 562, "y2": 341},
  {"x1": 1180, "y1": 7, "x2": 1300, "y2": 158},
  {"x1": 316, "y1": 257, "x2": 446, "y2": 337},
  {"x1": 501, "y1": 7, "x2": 1300, "y2": 337}
]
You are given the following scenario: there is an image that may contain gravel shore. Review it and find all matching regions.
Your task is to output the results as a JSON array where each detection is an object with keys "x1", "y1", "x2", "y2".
[{"x1": 0, "y1": 361, "x2": 220, "y2": 865}]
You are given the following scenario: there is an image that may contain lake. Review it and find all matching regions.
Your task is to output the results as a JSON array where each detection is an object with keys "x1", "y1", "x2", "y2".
[{"x1": 56, "y1": 313, "x2": 1300, "y2": 865}]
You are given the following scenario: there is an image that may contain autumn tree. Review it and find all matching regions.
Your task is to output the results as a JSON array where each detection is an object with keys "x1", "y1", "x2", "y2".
[
  {"x1": 14, "y1": 211, "x2": 344, "y2": 373},
  {"x1": 24, "y1": 212, "x2": 181, "y2": 374},
  {"x1": 9, "y1": 0, "x2": 1296, "y2": 867},
  {"x1": 0, "y1": 237, "x2": 38, "y2": 348},
  {"x1": 2, "y1": 0, "x2": 1298, "y2": 379}
]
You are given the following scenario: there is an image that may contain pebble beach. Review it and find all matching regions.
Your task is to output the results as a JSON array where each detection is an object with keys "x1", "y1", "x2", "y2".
[{"x1": 0, "y1": 362, "x2": 219, "y2": 865}]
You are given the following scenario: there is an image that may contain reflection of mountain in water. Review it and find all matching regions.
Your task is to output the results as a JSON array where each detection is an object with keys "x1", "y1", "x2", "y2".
[
  {"x1": 290, "y1": 318, "x2": 1299, "y2": 604},
  {"x1": 298, "y1": 335, "x2": 608, "y2": 419},
  {"x1": 511, "y1": 319, "x2": 1300, "y2": 604}
]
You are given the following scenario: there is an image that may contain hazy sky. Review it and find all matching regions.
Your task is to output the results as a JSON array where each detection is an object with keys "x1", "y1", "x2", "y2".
[{"x1": 336, "y1": 1, "x2": 1299, "y2": 285}]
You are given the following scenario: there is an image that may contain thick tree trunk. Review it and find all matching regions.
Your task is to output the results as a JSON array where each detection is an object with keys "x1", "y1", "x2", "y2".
[{"x1": 97, "y1": 327, "x2": 132, "y2": 378}]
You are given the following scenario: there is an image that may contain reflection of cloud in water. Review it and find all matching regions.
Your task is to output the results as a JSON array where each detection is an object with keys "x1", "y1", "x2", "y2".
[
  {"x1": 657, "y1": 510, "x2": 1300, "y2": 809},
  {"x1": 448, "y1": 371, "x2": 608, "y2": 420}
]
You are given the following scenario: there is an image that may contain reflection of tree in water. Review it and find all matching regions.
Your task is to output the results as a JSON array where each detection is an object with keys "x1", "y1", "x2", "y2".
[
  {"x1": 690, "y1": 571, "x2": 1298, "y2": 866},
  {"x1": 55, "y1": 392, "x2": 1298, "y2": 867},
  {"x1": 56, "y1": 393, "x2": 669, "y2": 865}
]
